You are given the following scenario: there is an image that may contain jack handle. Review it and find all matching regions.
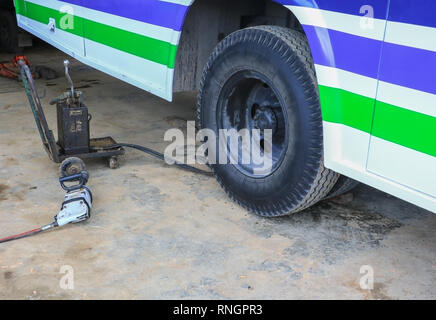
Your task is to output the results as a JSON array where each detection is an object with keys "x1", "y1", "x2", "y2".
[{"x1": 64, "y1": 60, "x2": 75, "y2": 98}]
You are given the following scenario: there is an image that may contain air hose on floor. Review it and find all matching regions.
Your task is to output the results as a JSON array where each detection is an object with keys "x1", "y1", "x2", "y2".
[
  {"x1": 0, "y1": 225, "x2": 53, "y2": 244},
  {"x1": 93, "y1": 142, "x2": 213, "y2": 176}
]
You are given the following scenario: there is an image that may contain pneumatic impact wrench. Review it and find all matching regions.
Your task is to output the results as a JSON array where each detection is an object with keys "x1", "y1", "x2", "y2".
[{"x1": 0, "y1": 157, "x2": 92, "y2": 243}]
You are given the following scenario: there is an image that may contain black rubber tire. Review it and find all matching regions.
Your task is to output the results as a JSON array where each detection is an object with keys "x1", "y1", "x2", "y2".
[
  {"x1": 324, "y1": 175, "x2": 360, "y2": 200},
  {"x1": 197, "y1": 26, "x2": 339, "y2": 216},
  {"x1": 0, "y1": 10, "x2": 19, "y2": 53}
]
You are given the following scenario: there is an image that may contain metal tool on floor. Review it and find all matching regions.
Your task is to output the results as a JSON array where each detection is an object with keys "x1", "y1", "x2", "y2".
[
  {"x1": 0, "y1": 157, "x2": 92, "y2": 244},
  {"x1": 1, "y1": 55, "x2": 56, "y2": 80},
  {"x1": 1, "y1": 55, "x2": 31, "y2": 80},
  {"x1": 18, "y1": 59, "x2": 125, "y2": 169}
]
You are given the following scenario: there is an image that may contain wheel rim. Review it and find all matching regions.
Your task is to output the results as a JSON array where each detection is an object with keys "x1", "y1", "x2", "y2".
[{"x1": 217, "y1": 70, "x2": 288, "y2": 177}]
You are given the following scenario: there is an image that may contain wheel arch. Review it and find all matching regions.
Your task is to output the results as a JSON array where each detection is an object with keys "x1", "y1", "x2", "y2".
[{"x1": 173, "y1": 0, "x2": 335, "y2": 94}]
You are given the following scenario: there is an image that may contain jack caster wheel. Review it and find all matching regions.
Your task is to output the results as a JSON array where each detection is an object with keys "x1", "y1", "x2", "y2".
[
  {"x1": 60, "y1": 157, "x2": 86, "y2": 177},
  {"x1": 108, "y1": 156, "x2": 119, "y2": 169}
]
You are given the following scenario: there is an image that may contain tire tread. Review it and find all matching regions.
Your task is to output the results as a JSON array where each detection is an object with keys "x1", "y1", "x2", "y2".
[{"x1": 198, "y1": 26, "x2": 339, "y2": 216}]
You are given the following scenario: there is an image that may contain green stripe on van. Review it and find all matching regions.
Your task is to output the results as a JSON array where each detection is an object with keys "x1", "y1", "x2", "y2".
[
  {"x1": 319, "y1": 85, "x2": 436, "y2": 157},
  {"x1": 319, "y1": 85, "x2": 374, "y2": 133},
  {"x1": 17, "y1": 1, "x2": 177, "y2": 68},
  {"x1": 372, "y1": 101, "x2": 436, "y2": 158}
]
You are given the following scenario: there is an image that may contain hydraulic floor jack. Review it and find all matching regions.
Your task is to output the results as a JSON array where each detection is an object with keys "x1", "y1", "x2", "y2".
[{"x1": 18, "y1": 59, "x2": 125, "y2": 169}]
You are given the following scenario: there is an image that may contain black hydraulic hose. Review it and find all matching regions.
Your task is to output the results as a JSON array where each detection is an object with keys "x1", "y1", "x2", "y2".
[
  {"x1": 92, "y1": 143, "x2": 213, "y2": 176},
  {"x1": 117, "y1": 143, "x2": 167, "y2": 162}
]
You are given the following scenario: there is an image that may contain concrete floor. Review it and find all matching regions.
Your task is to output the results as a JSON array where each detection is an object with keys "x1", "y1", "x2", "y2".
[{"x1": 0, "y1": 44, "x2": 435, "y2": 300}]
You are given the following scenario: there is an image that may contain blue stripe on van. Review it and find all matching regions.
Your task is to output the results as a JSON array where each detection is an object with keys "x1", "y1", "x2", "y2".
[
  {"x1": 388, "y1": 1, "x2": 436, "y2": 28},
  {"x1": 277, "y1": 0, "x2": 436, "y2": 29},
  {"x1": 303, "y1": 25, "x2": 382, "y2": 79},
  {"x1": 379, "y1": 42, "x2": 436, "y2": 95},
  {"x1": 61, "y1": 0, "x2": 189, "y2": 31},
  {"x1": 273, "y1": 0, "x2": 389, "y2": 20},
  {"x1": 304, "y1": 24, "x2": 436, "y2": 96}
]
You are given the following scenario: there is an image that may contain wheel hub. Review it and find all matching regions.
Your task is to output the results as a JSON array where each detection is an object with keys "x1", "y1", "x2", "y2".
[
  {"x1": 218, "y1": 71, "x2": 288, "y2": 177},
  {"x1": 253, "y1": 107, "x2": 277, "y2": 134}
]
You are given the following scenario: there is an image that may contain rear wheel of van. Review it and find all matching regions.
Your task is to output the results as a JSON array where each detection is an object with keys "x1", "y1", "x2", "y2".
[
  {"x1": 0, "y1": 10, "x2": 19, "y2": 53},
  {"x1": 197, "y1": 26, "x2": 339, "y2": 216}
]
